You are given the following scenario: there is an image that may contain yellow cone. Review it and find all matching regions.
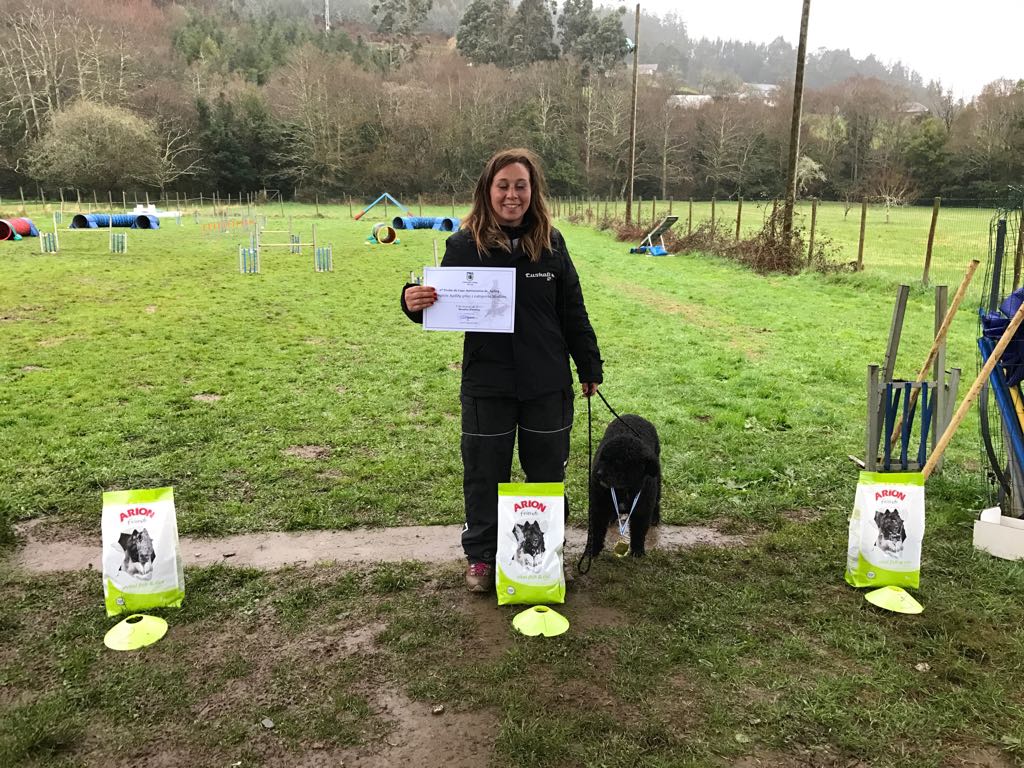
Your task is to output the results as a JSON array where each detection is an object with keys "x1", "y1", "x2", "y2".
[
  {"x1": 104, "y1": 614, "x2": 168, "y2": 651},
  {"x1": 512, "y1": 606, "x2": 570, "y2": 637},
  {"x1": 864, "y1": 585, "x2": 923, "y2": 614}
]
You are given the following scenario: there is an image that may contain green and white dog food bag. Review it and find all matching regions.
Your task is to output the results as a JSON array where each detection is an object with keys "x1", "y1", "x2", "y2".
[
  {"x1": 845, "y1": 471, "x2": 925, "y2": 589},
  {"x1": 102, "y1": 487, "x2": 185, "y2": 616},
  {"x1": 496, "y1": 483, "x2": 565, "y2": 605}
]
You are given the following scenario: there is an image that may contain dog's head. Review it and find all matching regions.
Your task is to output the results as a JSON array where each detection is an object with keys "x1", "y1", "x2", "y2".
[
  {"x1": 512, "y1": 520, "x2": 545, "y2": 569},
  {"x1": 874, "y1": 509, "x2": 906, "y2": 553},
  {"x1": 596, "y1": 436, "x2": 658, "y2": 497},
  {"x1": 119, "y1": 528, "x2": 155, "y2": 568}
]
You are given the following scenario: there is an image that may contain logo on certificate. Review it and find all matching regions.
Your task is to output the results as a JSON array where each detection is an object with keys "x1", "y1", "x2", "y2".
[{"x1": 466, "y1": 271, "x2": 474, "y2": 282}]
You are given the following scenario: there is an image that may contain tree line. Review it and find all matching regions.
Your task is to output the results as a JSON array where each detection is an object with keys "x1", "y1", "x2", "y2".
[{"x1": 1, "y1": 0, "x2": 1020, "y2": 205}]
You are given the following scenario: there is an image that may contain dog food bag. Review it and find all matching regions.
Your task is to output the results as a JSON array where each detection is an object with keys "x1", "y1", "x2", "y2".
[
  {"x1": 102, "y1": 487, "x2": 185, "y2": 617},
  {"x1": 845, "y1": 471, "x2": 924, "y2": 589},
  {"x1": 496, "y1": 483, "x2": 565, "y2": 605}
]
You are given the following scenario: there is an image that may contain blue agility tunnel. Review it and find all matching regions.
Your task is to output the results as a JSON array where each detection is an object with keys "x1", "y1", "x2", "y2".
[
  {"x1": 70, "y1": 213, "x2": 160, "y2": 229},
  {"x1": 393, "y1": 216, "x2": 461, "y2": 232}
]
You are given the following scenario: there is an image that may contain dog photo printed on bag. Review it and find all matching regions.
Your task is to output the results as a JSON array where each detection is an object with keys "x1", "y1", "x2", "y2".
[
  {"x1": 118, "y1": 528, "x2": 156, "y2": 580},
  {"x1": 511, "y1": 520, "x2": 546, "y2": 572},
  {"x1": 873, "y1": 509, "x2": 907, "y2": 556}
]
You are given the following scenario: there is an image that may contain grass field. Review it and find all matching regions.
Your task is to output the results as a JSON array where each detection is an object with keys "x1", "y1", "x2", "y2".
[{"x1": 3, "y1": 201, "x2": 1024, "y2": 767}]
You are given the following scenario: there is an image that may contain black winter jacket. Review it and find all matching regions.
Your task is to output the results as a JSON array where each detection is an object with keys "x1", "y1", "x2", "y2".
[{"x1": 401, "y1": 225, "x2": 603, "y2": 400}]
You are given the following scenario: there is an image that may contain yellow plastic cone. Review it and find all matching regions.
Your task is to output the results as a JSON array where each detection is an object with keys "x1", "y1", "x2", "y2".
[
  {"x1": 864, "y1": 585, "x2": 923, "y2": 614},
  {"x1": 512, "y1": 606, "x2": 570, "y2": 637},
  {"x1": 103, "y1": 614, "x2": 168, "y2": 651}
]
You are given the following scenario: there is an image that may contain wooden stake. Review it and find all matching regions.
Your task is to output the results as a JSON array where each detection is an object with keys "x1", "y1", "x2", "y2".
[
  {"x1": 807, "y1": 198, "x2": 818, "y2": 266},
  {"x1": 924, "y1": 299, "x2": 1024, "y2": 479},
  {"x1": 857, "y1": 199, "x2": 868, "y2": 271},
  {"x1": 735, "y1": 197, "x2": 743, "y2": 240},
  {"x1": 1014, "y1": 209, "x2": 1024, "y2": 290},
  {"x1": 921, "y1": 196, "x2": 942, "y2": 286},
  {"x1": 687, "y1": 199, "x2": 693, "y2": 235},
  {"x1": 711, "y1": 196, "x2": 716, "y2": 231},
  {"x1": 888, "y1": 259, "x2": 980, "y2": 452}
]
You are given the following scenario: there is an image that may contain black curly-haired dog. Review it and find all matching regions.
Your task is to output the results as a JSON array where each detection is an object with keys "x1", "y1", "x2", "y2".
[{"x1": 586, "y1": 414, "x2": 661, "y2": 557}]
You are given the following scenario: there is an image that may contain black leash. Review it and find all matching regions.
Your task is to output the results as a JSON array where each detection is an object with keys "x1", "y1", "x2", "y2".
[
  {"x1": 595, "y1": 389, "x2": 642, "y2": 438},
  {"x1": 576, "y1": 394, "x2": 595, "y2": 574},
  {"x1": 575, "y1": 390, "x2": 639, "y2": 575}
]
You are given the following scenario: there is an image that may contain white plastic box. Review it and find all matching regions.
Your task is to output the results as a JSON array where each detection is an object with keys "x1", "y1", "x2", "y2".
[{"x1": 973, "y1": 507, "x2": 1024, "y2": 560}]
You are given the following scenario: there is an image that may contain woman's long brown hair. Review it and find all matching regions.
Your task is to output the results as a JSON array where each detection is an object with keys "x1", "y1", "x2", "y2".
[{"x1": 462, "y1": 148, "x2": 553, "y2": 263}]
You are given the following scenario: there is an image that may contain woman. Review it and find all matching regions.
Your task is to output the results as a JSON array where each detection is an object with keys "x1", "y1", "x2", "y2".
[{"x1": 402, "y1": 148, "x2": 603, "y2": 592}]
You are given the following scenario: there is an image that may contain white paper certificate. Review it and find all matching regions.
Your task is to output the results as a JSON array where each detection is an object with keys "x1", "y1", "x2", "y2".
[{"x1": 422, "y1": 266, "x2": 515, "y2": 333}]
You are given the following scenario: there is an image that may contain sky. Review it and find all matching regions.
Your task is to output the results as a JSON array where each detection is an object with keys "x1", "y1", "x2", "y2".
[{"x1": 635, "y1": 0, "x2": 1023, "y2": 101}]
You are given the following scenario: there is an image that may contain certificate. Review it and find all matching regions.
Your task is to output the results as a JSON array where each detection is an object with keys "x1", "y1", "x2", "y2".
[{"x1": 422, "y1": 266, "x2": 515, "y2": 333}]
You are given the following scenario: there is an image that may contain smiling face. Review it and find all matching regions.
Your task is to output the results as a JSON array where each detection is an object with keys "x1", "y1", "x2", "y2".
[{"x1": 489, "y1": 162, "x2": 531, "y2": 227}]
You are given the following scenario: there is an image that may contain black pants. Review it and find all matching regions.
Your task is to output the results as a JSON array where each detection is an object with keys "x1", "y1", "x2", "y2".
[{"x1": 460, "y1": 389, "x2": 574, "y2": 564}]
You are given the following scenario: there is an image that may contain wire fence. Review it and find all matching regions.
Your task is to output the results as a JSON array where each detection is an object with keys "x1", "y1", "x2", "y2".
[
  {"x1": 552, "y1": 195, "x2": 1021, "y2": 291},
  {"x1": 3, "y1": 186, "x2": 1019, "y2": 294}
]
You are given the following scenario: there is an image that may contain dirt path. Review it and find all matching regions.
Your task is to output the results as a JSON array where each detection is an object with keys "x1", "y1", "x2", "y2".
[{"x1": 12, "y1": 522, "x2": 744, "y2": 573}]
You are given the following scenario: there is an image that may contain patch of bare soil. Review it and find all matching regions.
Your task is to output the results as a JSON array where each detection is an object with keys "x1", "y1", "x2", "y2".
[
  {"x1": 145, "y1": 305, "x2": 158, "y2": 314},
  {"x1": 284, "y1": 445, "x2": 332, "y2": 460},
  {"x1": 13, "y1": 522, "x2": 746, "y2": 574},
  {"x1": 192, "y1": 393, "x2": 222, "y2": 402},
  {"x1": 333, "y1": 687, "x2": 498, "y2": 768},
  {"x1": 20, "y1": 365, "x2": 46, "y2": 372},
  {"x1": 782, "y1": 508, "x2": 822, "y2": 523}
]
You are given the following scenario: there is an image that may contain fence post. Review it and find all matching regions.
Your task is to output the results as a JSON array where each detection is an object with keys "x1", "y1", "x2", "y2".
[
  {"x1": 637, "y1": 195, "x2": 643, "y2": 227},
  {"x1": 668, "y1": 196, "x2": 673, "y2": 215},
  {"x1": 1014, "y1": 207, "x2": 1024, "y2": 290},
  {"x1": 651, "y1": 196, "x2": 655, "y2": 223},
  {"x1": 348, "y1": 196, "x2": 353, "y2": 218},
  {"x1": 857, "y1": 199, "x2": 868, "y2": 271},
  {"x1": 711, "y1": 196, "x2": 716, "y2": 231},
  {"x1": 688, "y1": 198, "x2": 693, "y2": 235},
  {"x1": 922, "y1": 196, "x2": 941, "y2": 286},
  {"x1": 807, "y1": 197, "x2": 818, "y2": 266},
  {"x1": 418, "y1": 194, "x2": 423, "y2": 217},
  {"x1": 735, "y1": 197, "x2": 743, "y2": 240},
  {"x1": 451, "y1": 195, "x2": 456, "y2": 217}
]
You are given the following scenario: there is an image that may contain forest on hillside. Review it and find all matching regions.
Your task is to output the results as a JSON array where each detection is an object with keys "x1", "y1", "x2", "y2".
[{"x1": 1, "y1": 0, "x2": 1021, "y2": 203}]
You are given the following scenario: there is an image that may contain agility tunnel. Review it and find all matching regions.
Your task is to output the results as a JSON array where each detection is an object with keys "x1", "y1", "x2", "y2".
[
  {"x1": 70, "y1": 213, "x2": 160, "y2": 229},
  {"x1": 372, "y1": 223, "x2": 398, "y2": 244},
  {"x1": 392, "y1": 216, "x2": 459, "y2": 232},
  {"x1": 0, "y1": 218, "x2": 39, "y2": 240}
]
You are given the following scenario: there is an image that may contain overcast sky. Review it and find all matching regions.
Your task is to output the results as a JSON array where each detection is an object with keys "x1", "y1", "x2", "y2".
[{"x1": 635, "y1": 0, "x2": 1023, "y2": 101}]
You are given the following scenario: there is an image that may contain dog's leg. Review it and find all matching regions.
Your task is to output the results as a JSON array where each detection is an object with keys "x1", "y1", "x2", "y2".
[{"x1": 630, "y1": 477, "x2": 660, "y2": 557}]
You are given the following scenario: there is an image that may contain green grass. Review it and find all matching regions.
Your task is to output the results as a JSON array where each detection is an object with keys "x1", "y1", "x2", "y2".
[{"x1": 0, "y1": 200, "x2": 1019, "y2": 766}]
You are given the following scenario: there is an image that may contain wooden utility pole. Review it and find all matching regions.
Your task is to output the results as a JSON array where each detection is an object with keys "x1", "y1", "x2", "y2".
[
  {"x1": 782, "y1": 0, "x2": 812, "y2": 242},
  {"x1": 624, "y1": 3, "x2": 640, "y2": 226}
]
